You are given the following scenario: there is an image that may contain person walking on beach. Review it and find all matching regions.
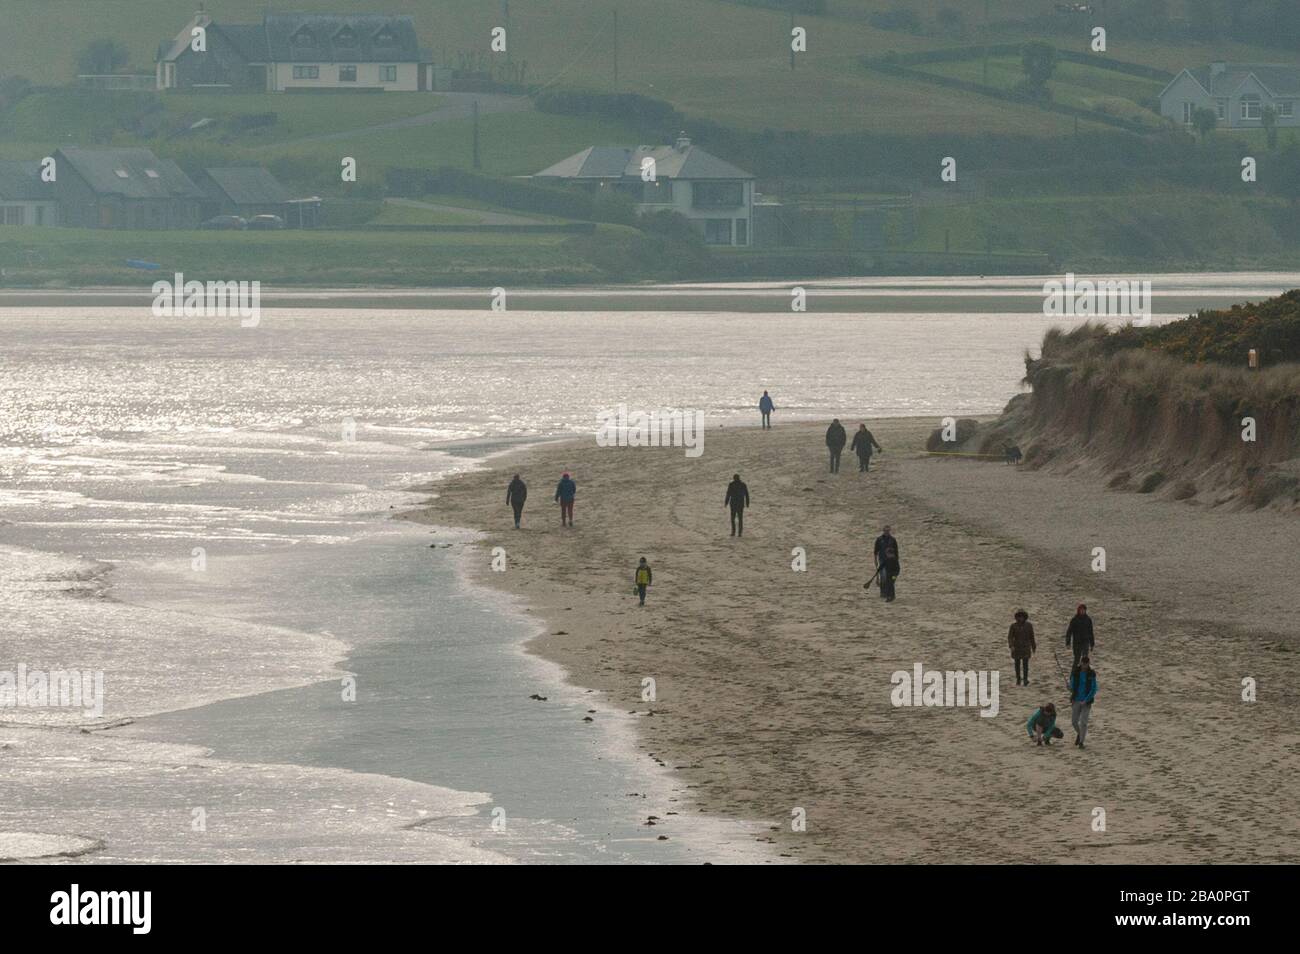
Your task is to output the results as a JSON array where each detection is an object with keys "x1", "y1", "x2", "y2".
[
  {"x1": 1008, "y1": 609, "x2": 1036, "y2": 686},
  {"x1": 1027, "y1": 702, "x2": 1058, "y2": 747},
  {"x1": 554, "y1": 472, "x2": 577, "y2": 527},
  {"x1": 759, "y1": 391, "x2": 775, "y2": 429},
  {"x1": 1068, "y1": 656, "x2": 1098, "y2": 749},
  {"x1": 825, "y1": 418, "x2": 847, "y2": 473},
  {"x1": 634, "y1": 557, "x2": 652, "y2": 606},
  {"x1": 850, "y1": 424, "x2": 883, "y2": 472},
  {"x1": 1066, "y1": 604, "x2": 1095, "y2": 665},
  {"x1": 873, "y1": 525, "x2": 900, "y2": 601},
  {"x1": 725, "y1": 473, "x2": 750, "y2": 537},
  {"x1": 506, "y1": 474, "x2": 528, "y2": 529}
]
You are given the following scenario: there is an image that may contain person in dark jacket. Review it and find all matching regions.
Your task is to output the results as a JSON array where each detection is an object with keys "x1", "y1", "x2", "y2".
[
  {"x1": 759, "y1": 391, "x2": 775, "y2": 429},
  {"x1": 872, "y1": 525, "x2": 900, "y2": 601},
  {"x1": 724, "y1": 474, "x2": 750, "y2": 537},
  {"x1": 1026, "y1": 702, "x2": 1058, "y2": 746},
  {"x1": 506, "y1": 474, "x2": 528, "y2": 529},
  {"x1": 1068, "y1": 656, "x2": 1098, "y2": 748},
  {"x1": 634, "y1": 557, "x2": 652, "y2": 606},
  {"x1": 825, "y1": 419, "x2": 847, "y2": 473},
  {"x1": 1066, "y1": 604, "x2": 1095, "y2": 664},
  {"x1": 850, "y1": 424, "x2": 883, "y2": 472},
  {"x1": 1008, "y1": 609, "x2": 1036, "y2": 686},
  {"x1": 554, "y1": 472, "x2": 577, "y2": 527}
]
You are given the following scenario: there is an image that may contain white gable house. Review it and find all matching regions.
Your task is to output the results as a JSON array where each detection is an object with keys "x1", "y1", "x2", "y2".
[
  {"x1": 158, "y1": 11, "x2": 434, "y2": 92},
  {"x1": 534, "y1": 135, "x2": 755, "y2": 247},
  {"x1": 1160, "y1": 63, "x2": 1300, "y2": 129}
]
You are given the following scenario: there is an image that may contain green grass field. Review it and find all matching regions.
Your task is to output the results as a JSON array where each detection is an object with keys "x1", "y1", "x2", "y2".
[
  {"x1": 7, "y1": 0, "x2": 1283, "y2": 136},
  {"x1": 0, "y1": 222, "x2": 606, "y2": 285},
  {"x1": 918, "y1": 55, "x2": 1167, "y2": 125}
]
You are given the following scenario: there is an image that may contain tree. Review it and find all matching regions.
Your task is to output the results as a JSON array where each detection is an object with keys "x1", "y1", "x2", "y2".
[
  {"x1": 1262, "y1": 105, "x2": 1279, "y2": 150},
  {"x1": 76, "y1": 39, "x2": 131, "y2": 76},
  {"x1": 1191, "y1": 107, "x2": 1218, "y2": 142},
  {"x1": 1020, "y1": 42, "x2": 1058, "y2": 97}
]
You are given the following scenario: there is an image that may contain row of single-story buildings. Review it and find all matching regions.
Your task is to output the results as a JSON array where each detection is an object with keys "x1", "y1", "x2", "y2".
[{"x1": 0, "y1": 148, "x2": 316, "y2": 228}]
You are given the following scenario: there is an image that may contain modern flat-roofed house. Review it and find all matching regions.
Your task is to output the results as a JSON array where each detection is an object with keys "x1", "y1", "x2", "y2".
[
  {"x1": 157, "y1": 11, "x2": 435, "y2": 92},
  {"x1": 53, "y1": 148, "x2": 205, "y2": 229},
  {"x1": 533, "y1": 135, "x2": 756, "y2": 247},
  {"x1": 0, "y1": 161, "x2": 59, "y2": 226},
  {"x1": 1160, "y1": 63, "x2": 1300, "y2": 128},
  {"x1": 195, "y1": 166, "x2": 319, "y2": 226}
]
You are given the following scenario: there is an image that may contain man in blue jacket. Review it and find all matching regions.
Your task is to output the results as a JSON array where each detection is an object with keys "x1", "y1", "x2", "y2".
[
  {"x1": 758, "y1": 391, "x2": 775, "y2": 429},
  {"x1": 554, "y1": 472, "x2": 576, "y2": 527},
  {"x1": 1068, "y1": 656, "x2": 1098, "y2": 749}
]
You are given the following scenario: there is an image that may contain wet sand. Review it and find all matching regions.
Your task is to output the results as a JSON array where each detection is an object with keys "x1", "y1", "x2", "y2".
[{"x1": 410, "y1": 418, "x2": 1300, "y2": 863}]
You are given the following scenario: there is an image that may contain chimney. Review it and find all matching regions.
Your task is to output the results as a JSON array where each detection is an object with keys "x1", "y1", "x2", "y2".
[
  {"x1": 1210, "y1": 61, "x2": 1227, "y2": 79},
  {"x1": 674, "y1": 131, "x2": 690, "y2": 153}
]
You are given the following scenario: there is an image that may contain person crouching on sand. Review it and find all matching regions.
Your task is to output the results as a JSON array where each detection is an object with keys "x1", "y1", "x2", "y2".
[
  {"x1": 506, "y1": 473, "x2": 527, "y2": 529},
  {"x1": 1008, "y1": 609, "x2": 1036, "y2": 686},
  {"x1": 554, "y1": 472, "x2": 576, "y2": 527},
  {"x1": 634, "y1": 557, "x2": 652, "y2": 606},
  {"x1": 1068, "y1": 656, "x2": 1098, "y2": 749},
  {"x1": 1027, "y1": 702, "x2": 1058, "y2": 746}
]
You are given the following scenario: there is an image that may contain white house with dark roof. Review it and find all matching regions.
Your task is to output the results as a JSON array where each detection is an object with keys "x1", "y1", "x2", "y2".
[
  {"x1": 1160, "y1": 63, "x2": 1300, "y2": 128},
  {"x1": 157, "y1": 10, "x2": 434, "y2": 92},
  {"x1": 533, "y1": 135, "x2": 756, "y2": 246}
]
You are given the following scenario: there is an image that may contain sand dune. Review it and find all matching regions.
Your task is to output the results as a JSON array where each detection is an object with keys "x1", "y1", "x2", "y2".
[{"x1": 412, "y1": 419, "x2": 1299, "y2": 863}]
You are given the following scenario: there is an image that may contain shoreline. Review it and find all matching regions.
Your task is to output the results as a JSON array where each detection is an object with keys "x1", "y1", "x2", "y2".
[
  {"x1": 413, "y1": 417, "x2": 1300, "y2": 863},
  {"x1": 3, "y1": 272, "x2": 1297, "y2": 314}
]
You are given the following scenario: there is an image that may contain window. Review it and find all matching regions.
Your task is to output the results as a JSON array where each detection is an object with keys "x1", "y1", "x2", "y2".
[
  {"x1": 641, "y1": 180, "x2": 673, "y2": 203},
  {"x1": 290, "y1": 28, "x2": 315, "y2": 47},
  {"x1": 379, "y1": 65, "x2": 397, "y2": 83},
  {"x1": 375, "y1": 29, "x2": 396, "y2": 46},
  {"x1": 339, "y1": 65, "x2": 357, "y2": 82},
  {"x1": 293, "y1": 65, "x2": 320, "y2": 80},
  {"x1": 2, "y1": 205, "x2": 24, "y2": 225},
  {"x1": 1216, "y1": 99, "x2": 1227, "y2": 120},
  {"x1": 1182, "y1": 102, "x2": 1194, "y2": 124},
  {"x1": 1280, "y1": 101, "x2": 1295, "y2": 118},
  {"x1": 334, "y1": 27, "x2": 357, "y2": 47},
  {"x1": 1241, "y1": 95, "x2": 1262, "y2": 120},
  {"x1": 145, "y1": 169, "x2": 160, "y2": 179},
  {"x1": 735, "y1": 218, "x2": 748, "y2": 246},
  {"x1": 114, "y1": 168, "x2": 129, "y2": 178},
  {"x1": 703, "y1": 219, "x2": 732, "y2": 245},
  {"x1": 694, "y1": 181, "x2": 744, "y2": 208}
]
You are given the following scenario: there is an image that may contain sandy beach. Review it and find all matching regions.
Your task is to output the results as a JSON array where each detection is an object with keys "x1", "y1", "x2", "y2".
[{"x1": 410, "y1": 417, "x2": 1300, "y2": 864}]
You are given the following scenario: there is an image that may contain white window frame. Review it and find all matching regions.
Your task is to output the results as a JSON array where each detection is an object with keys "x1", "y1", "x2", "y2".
[
  {"x1": 379, "y1": 65, "x2": 397, "y2": 83},
  {"x1": 1241, "y1": 95, "x2": 1262, "y2": 121},
  {"x1": 292, "y1": 65, "x2": 320, "y2": 80},
  {"x1": 1280, "y1": 101, "x2": 1294, "y2": 118},
  {"x1": 339, "y1": 65, "x2": 357, "y2": 82},
  {"x1": 1182, "y1": 102, "x2": 1194, "y2": 124},
  {"x1": 1216, "y1": 99, "x2": 1227, "y2": 120}
]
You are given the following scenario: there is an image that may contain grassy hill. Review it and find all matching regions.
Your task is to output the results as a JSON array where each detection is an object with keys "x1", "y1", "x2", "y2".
[{"x1": 4, "y1": 0, "x2": 1292, "y2": 136}]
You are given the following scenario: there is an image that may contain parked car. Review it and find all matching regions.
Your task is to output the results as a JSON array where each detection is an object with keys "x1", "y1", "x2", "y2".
[
  {"x1": 200, "y1": 215, "x2": 247, "y2": 230},
  {"x1": 246, "y1": 214, "x2": 285, "y2": 230}
]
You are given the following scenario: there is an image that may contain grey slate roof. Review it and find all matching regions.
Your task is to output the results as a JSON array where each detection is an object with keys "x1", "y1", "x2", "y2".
[
  {"x1": 55, "y1": 148, "x2": 205, "y2": 200},
  {"x1": 201, "y1": 167, "x2": 294, "y2": 205},
  {"x1": 0, "y1": 160, "x2": 55, "y2": 201},
  {"x1": 264, "y1": 13, "x2": 422, "y2": 63},
  {"x1": 159, "y1": 13, "x2": 424, "y2": 64},
  {"x1": 535, "y1": 143, "x2": 754, "y2": 181},
  {"x1": 1186, "y1": 63, "x2": 1300, "y2": 96}
]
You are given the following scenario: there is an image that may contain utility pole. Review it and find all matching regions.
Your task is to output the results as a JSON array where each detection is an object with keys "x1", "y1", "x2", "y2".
[
  {"x1": 983, "y1": 0, "x2": 990, "y2": 85},
  {"x1": 472, "y1": 100, "x2": 481, "y2": 170}
]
